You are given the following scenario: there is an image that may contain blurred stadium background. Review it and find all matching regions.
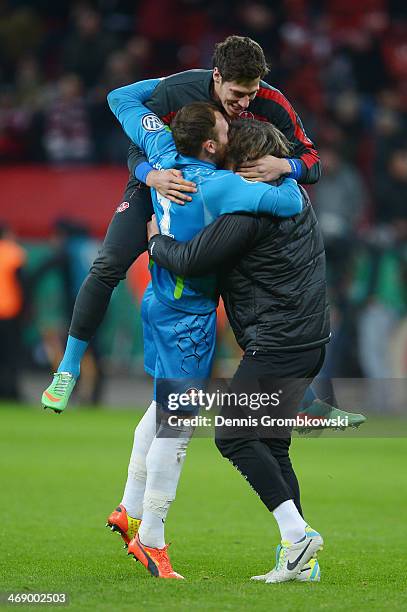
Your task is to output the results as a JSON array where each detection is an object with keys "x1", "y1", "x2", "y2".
[{"x1": 0, "y1": 0, "x2": 406, "y2": 407}]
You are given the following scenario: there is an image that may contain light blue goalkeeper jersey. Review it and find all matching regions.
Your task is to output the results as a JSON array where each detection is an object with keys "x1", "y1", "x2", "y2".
[{"x1": 108, "y1": 79, "x2": 302, "y2": 314}]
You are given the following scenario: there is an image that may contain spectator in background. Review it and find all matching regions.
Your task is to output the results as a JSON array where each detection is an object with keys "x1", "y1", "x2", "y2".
[
  {"x1": 125, "y1": 36, "x2": 152, "y2": 80},
  {"x1": 354, "y1": 146, "x2": 407, "y2": 379},
  {"x1": 373, "y1": 91, "x2": 406, "y2": 177},
  {"x1": 62, "y1": 5, "x2": 117, "y2": 89},
  {"x1": 376, "y1": 147, "x2": 407, "y2": 226},
  {"x1": 353, "y1": 228, "x2": 406, "y2": 379},
  {"x1": 0, "y1": 3, "x2": 43, "y2": 83},
  {"x1": 43, "y1": 73, "x2": 92, "y2": 163},
  {"x1": 313, "y1": 143, "x2": 367, "y2": 378},
  {"x1": 314, "y1": 143, "x2": 367, "y2": 268},
  {"x1": 330, "y1": 90, "x2": 367, "y2": 164},
  {"x1": 0, "y1": 224, "x2": 26, "y2": 400},
  {"x1": 0, "y1": 86, "x2": 29, "y2": 161},
  {"x1": 89, "y1": 47, "x2": 140, "y2": 163},
  {"x1": 31, "y1": 219, "x2": 104, "y2": 404}
]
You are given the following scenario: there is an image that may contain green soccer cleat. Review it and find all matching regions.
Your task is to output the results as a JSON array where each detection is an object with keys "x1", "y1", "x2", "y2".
[
  {"x1": 41, "y1": 372, "x2": 76, "y2": 414},
  {"x1": 296, "y1": 399, "x2": 367, "y2": 434}
]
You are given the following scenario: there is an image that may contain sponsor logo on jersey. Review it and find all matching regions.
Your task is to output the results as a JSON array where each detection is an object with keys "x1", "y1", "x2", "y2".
[
  {"x1": 142, "y1": 114, "x2": 165, "y2": 131},
  {"x1": 239, "y1": 110, "x2": 254, "y2": 119},
  {"x1": 116, "y1": 201, "x2": 130, "y2": 213}
]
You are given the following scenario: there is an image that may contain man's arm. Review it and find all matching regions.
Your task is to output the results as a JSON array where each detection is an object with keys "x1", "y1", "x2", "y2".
[
  {"x1": 148, "y1": 214, "x2": 258, "y2": 277},
  {"x1": 240, "y1": 86, "x2": 321, "y2": 184},
  {"x1": 107, "y1": 79, "x2": 175, "y2": 162},
  {"x1": 127, "y1": 143, "x2": 148, "y2": 179},
  {"x1": 212, "y1": 175, "x2": 303, "y2": 218},
  {"x1": 112, "y1": 80, "x2": 196, "y2": 202},
  {"x1": 127, "y1": 141, "x2": 195, "y2": 204},
  {"x1": 127, "y1": 76, "x2": 172, "y2": 178}
]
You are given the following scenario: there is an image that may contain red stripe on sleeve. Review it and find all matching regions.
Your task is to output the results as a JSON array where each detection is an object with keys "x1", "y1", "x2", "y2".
[
  {"x1": 301, "y1": 151, "x2": 319, "y2": 168},
  {"x1": 162, "y1": 111, "x2": 177, "y2": 125},
  {"x1": 257, "y1": 87, "x2": 319, "y2": 169}
]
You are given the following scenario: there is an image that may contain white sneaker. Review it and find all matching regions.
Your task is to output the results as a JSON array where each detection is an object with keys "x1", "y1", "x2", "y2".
[
  {"x1": 251, "y1": 526, "x2": 323, "y2": 584},
  {"x1": 252, "y1": 555, "x2": 321, "y2": 583}
]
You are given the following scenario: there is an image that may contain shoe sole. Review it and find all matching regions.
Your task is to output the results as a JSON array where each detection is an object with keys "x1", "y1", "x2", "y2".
[
  {"x1": 42, "y1": 404, "x2": 64, "y2": 414},
  {"x1": 105, "y1": 521, "x2": 131, "y2": 549}
]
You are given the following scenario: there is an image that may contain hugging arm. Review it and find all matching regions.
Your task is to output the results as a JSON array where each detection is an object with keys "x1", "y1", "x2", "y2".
[
  {"x1": 148, "y1": 214, "x2": 258, "y2": 277},
  {"x1": 107, "y1": 78, "x2": 173, "y2": 161},
  {"x1": 109, "y1": 79, "x2": 196, "y2": 201}
]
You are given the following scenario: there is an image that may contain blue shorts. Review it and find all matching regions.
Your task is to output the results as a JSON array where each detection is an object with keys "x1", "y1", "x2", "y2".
[{"x1": 141, "y1": 284, "x2": 216, "y2": 411}]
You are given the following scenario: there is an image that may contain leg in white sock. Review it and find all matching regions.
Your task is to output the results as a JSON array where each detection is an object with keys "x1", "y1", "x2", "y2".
[
  {"x1": 272, "y1": 499, "x2": 307, "y2": 543},
  {"x1": 121, "y1": 400, "x2": 157, "y2": 519},
  {"x1": 138, "y1": 418, "x2": 193, "y2": 549}
]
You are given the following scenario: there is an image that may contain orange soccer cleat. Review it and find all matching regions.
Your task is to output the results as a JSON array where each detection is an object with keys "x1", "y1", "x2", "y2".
[
  {"x1": 106, "y1": 504, "x2": 141, "y2": 547},
  {"x1": 128, "y1": 534, "x2": 184, "y2": 579}
]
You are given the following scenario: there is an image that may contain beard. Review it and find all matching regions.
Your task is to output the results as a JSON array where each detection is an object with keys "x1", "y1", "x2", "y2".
[{"x1": 211, "y1": 142, "x2": 228, "y2": 168}]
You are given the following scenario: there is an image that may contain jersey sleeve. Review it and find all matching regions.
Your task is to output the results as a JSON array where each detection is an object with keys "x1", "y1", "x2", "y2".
[
  {"x1": 257, "y1": 179, "x2": 303, "y2": 216},
  {"x1": 125, "y1": 77, "x2": 171, "y2": 180},
  {"x1": 148, "y1": 214, "x2": 258, "y2": 277},
  {"x1": 208, "y1": 174, "x2": 302, "y2": 217},
  {"x1": 255, "y1": 85, "x2": 321, "y2": 184},
  {"x1": 127, "y1": 143, "x2": 148, "y2": 177},
  {"x1": 107, "y1": 79, "x2": 173, "y2": 163}
]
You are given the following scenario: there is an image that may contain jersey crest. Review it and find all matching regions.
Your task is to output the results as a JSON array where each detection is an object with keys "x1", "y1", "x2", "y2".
[
  {"x1": 142, "y1": 114, "x2": 165, "y2": 131},
  {"x1": 239, "y1": 110, "x2": 254, "y2": 119}
]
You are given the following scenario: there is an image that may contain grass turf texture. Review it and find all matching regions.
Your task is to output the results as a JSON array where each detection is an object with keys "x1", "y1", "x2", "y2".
[{"x1": 1, "y1": 405, "x2": 406, "y2": 611}]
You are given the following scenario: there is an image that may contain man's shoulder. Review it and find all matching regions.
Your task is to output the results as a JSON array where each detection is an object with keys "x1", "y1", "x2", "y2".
[
  {"x1": 202, "y1": 170, "x2": 272, "y2": 196},
  {"x1": 147, "y1": 70, "x2": 213, "y2": 116},
  {"x1": 249, "y1": 80, "x2": 293, "y2": 117},
  {"x1": 163, "y1": 69, "x2": 212, "y2": 87}
]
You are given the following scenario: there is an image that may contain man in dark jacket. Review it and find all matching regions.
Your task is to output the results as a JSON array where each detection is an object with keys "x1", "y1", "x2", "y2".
[{"x1": 147, "y1": 120, "x2": 327, "y2": 583}]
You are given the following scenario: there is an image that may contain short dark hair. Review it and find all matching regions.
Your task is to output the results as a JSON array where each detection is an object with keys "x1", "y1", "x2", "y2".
[
  {"x1": 212, "y1": 35, "x2": 269, "y2": 82},
  {"x1": 226, "y1": 120, "x2": 292, "y2": 168},
  {"x1": 171, "y1": 102, "x2": 221, "y2": 158}
]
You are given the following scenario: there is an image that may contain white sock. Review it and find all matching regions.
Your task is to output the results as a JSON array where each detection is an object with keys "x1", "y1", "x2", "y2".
[
  {"x1": 121, "y1": 401, "x2": 157, "y2": 519},
  {"x1": 138, "y1": 419, "x2": 193, "y2": 549},
  {"x1": 272, "y1": 500, "x2": 307, "y2": 543}
]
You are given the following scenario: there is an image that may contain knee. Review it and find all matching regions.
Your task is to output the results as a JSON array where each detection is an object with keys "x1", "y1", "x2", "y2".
[
  {"x1": 215, "y1": 435, "x2": 236, "y2": 459},
  {"x1": 265, "y1": 438, "x2": 291, "y2": 459},
  {"x1": 90, "y1": 245, "x2": 131, "y2": 287},
  {"x1": 143, "y1": 491, "x2": 173, "y2": 515}
]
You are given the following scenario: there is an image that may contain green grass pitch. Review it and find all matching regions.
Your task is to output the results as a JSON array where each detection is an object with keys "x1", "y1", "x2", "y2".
[{"x1": 1, "y1": 405, "x2": 406, "y2": 611}]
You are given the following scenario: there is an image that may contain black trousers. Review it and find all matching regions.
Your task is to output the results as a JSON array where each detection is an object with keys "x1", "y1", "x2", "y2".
[
  {"x1": 70, "y1": 183, "x2": 153, "y2": 340},
  {"x1": 215, "y1": 346, "x2": 325, "y2": 515},
  {"x1": 0, "y1": 317, "x2": 22, "y2": 400}
]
